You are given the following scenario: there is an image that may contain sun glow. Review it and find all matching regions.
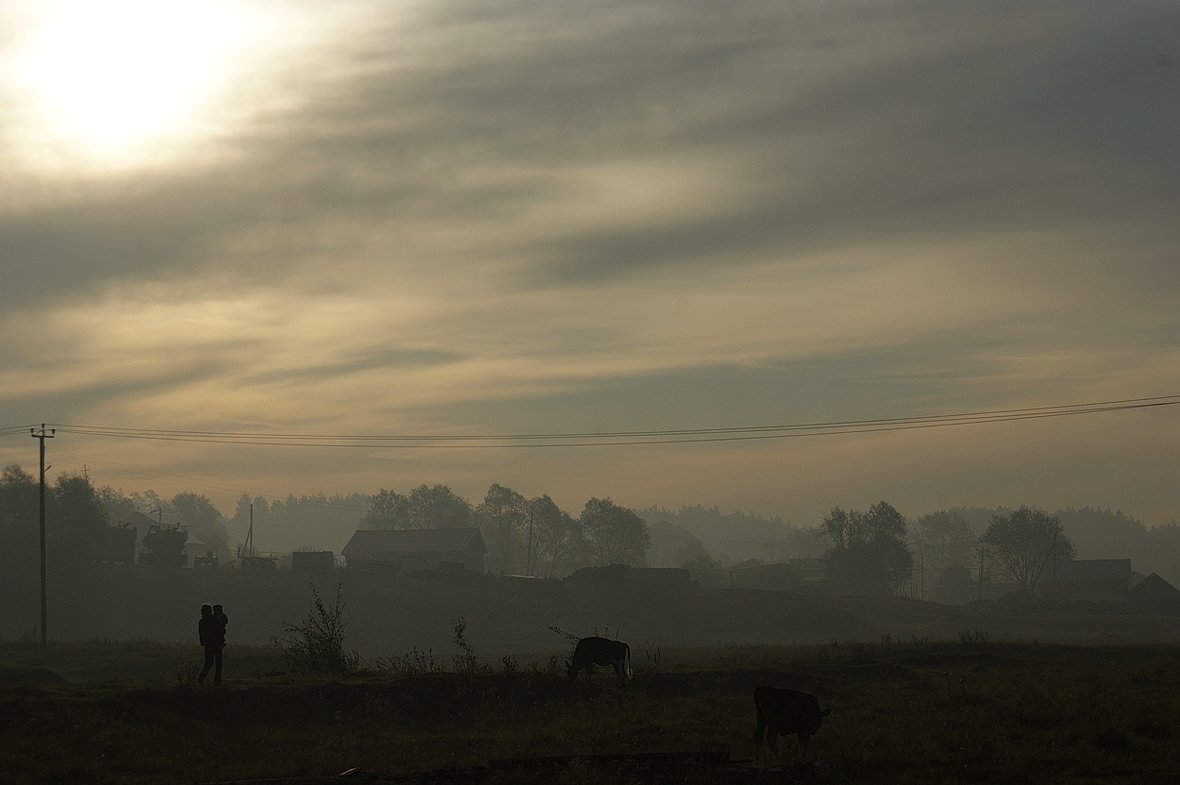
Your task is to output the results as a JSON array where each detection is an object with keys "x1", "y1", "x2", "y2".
[{"x1": 2, "y1": 1, "x2": 270, "y2": 172}]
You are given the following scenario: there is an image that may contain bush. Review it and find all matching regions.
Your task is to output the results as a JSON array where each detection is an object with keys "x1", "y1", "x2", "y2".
[{"x1": 275, "y1": 583, "x2": 360, "y2": 674}]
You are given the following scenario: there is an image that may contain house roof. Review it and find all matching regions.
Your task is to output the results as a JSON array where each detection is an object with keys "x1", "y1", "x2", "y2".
[
  {"x1": 1051, "y1": 558, "x2": 1132, "y2": 581},
  {"x1": 1128, "y1": 572, "x2": 1179, "y2": 599},
  {"x1": 342, "y1": 528, "x2": 486, "y2": 557},
  {"x1": 118, "y1": 511, "x2": 159, "y2": 528}
]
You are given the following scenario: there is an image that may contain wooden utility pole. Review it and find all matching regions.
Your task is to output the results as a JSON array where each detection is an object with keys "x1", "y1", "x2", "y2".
[
  {"x1": 977, "y1": 547, "x2": 985, "y2": 602},
  {"x1": 525, "y1": 506, "x2": 535, "y2": 576},
  {"x1": 920, "y1": 552, "x2": 925, "y2": 601},
  {"x1": 31, "y1": 425, "x2": 55, "y2": 646}
]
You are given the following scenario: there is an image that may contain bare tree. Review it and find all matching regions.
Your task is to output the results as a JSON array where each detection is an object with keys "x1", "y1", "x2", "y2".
[{"x1": 979, "y1": 507, "x2": 1075, "y2": 594}]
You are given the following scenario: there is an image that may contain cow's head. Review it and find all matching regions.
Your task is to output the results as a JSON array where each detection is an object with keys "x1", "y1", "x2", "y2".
[{"x1": 810, "y1": 707, "x2": 832, "y2": 734}]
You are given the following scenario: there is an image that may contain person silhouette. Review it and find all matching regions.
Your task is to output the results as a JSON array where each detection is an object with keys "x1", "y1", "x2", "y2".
[
  {"x1": 198, "y1": 603, "x2": 228, "y2": 686},
  {"x1": 213, "y1": 603, "x2": 229, "y2": 641}
]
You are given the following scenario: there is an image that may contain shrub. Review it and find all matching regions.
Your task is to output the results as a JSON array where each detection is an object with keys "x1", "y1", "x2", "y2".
[
  {"x1": 275, "y1": 582, "x2": 360, "y2": 674},
  {"x1": 451, "y1": 616, "x2": 488, "y2": 674}
]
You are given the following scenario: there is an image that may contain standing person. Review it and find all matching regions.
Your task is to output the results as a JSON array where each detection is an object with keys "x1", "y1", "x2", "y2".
[{"x1": 198, "y1": 603, "x2": 226, "y2": 686}]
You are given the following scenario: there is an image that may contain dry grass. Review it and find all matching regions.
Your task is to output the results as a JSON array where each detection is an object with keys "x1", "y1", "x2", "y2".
[{"x1": 2, "y1": 638, "x2": 1179, "y2": 784}]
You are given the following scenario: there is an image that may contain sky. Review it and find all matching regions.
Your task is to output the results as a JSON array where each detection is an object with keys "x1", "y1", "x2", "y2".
[{"x1": 1, "y1": 0, "x2": 1178, "y2": 539}]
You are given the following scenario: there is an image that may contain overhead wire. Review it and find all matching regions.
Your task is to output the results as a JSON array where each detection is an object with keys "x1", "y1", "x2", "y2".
[{"x1": 2, "y1": 393, "x2": 1175, "y2": 449}]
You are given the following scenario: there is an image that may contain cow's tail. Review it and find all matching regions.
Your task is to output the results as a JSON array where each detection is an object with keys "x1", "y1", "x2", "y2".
[{"x1": 624, "y1": 643, "x2": 633, "y2": 680}]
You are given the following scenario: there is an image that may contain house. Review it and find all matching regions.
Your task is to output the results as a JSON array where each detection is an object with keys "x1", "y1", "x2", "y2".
[
  {"x1": 1127, "y1": 572, "x2": 1179, "y2": 601},
  {"x1": 1041, "y1": 558, "x2": 1132, "y2": 600},
  {"x1": 111, "y1": 510, "x2": 157, "y2": 563},
  {"x1": 341, "y1": 528, "x2": 486, "y2": 574}
]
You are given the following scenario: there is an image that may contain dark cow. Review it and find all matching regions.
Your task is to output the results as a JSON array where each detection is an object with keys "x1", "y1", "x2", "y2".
[
  {"x1": 566, "y1": 636, "x2": 633, "y2": 685},
  {"x1": 753, "y1": 686, "x2": 831, "y2": 760}
]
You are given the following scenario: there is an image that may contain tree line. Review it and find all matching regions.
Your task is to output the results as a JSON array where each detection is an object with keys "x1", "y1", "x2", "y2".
[
  {"x1": 358, "y1": 483, "x2": 650, "y2": 576},
  {"x1": 3, "y1": 462, "x2": 1177, "y2": 592}
]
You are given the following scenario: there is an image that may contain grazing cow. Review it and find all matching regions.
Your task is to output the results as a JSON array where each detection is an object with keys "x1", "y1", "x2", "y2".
[
  {"x1": 753, "y1": 686, "x2": 831, "y2": 760},
  {"x1": 566, "y1": 636, "x2": 633, "y2": 685}
]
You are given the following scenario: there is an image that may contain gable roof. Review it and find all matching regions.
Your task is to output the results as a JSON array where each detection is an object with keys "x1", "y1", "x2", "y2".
[
  {"x1": 342, "y1": 528, "x2": 486, "y2": 557},
  {"x1": 116, "y1": 511, "x2": 159, "y2": 528},
  {"x1": 1128, "y1": 572, "x2": 1179, "y2": 599}
]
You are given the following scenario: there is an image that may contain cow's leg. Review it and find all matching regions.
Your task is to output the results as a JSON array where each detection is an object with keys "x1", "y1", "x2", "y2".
[
  {"x1": 753, "y1": 714, "x2": 766, "y2": 761},
  {"x1": 766, "y1": 723, "x2": 780, "y2": 758}
]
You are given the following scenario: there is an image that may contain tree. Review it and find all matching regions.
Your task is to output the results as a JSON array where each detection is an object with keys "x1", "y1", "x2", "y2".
[
  {"x1": 648, "y1": 519, "x2": 705, "y2": 567},
  {"x1": 474, "y1": 483, "x2": 528, "y2": 574},
  {"x1": 979, "y1": 507, "x2": 1075, "y2": 594},
  {"x1": 529, "y1": 495, "x2": 581, "y2": 577},
  {"x1": 46, "y1": 473, "x2": 110, "y2": 565},
  {"x1": 360, "y1": 484, "x2": 472, "y2": 530},
  {"x1": 360, "y1": 488, "x2": 410, "y2": 529},
  {"x1": 910, "y1": 510, "x2": 976, "y2": 572},
  {"x1": 1055, "y1": 506, "x2": 1147, "y2": 561},
  {"x1": 232, "y1": 494, "x2": 271, "y2": 531},
  {"x1": 407, "y1": 485, "x2": 472, "y2": 529},
  {"x1": 821, "y1": 501, "x2": 913, "y2": 594},
  {"x1": 760, "y1": 527, "x2": 829, "y2": 562},
  {"x1": 170, "y1": 492, "x2": 229, "y2": 555},
  {"x1": 580, "y1": 497, "x2": 650, "y2": 567},
  {"x1": 246, "y1": 492, "x2": 372, "y2": 553},
  {"x1": 0, "y1": 465, "x2": 38, "y2": 574},
  {"x1": 128, "y1": 489, "x2": 166, "y2": 516},
  {"x1": 676, "y1": 537, "x2": 719, "y2": 571}
]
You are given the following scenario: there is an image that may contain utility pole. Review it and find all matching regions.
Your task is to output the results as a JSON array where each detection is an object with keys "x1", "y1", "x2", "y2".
[
  {"x1": 525, "y1": 505, "x2": 535, "y2": 576},
  {"x1": 920, "y1": 552, "x2": 925, "y2": 601},
  {"x1": 31, "y1": 424, "x2": 55, "y2": 647},
  {"x1": 977, "y1": 547, "x2": 985, "y2": 602}
]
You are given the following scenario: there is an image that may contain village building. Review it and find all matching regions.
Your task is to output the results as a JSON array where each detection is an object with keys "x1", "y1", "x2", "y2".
[
  {"x1": 1127, "y1": 572, "x2": 1180, "y2": 601},
  {"x1": 1041, "y1": 558, "x2": 1133, "y2": 601},
  {"x1": 341, "y1": 528, "x2": 487, "y2": 574}
]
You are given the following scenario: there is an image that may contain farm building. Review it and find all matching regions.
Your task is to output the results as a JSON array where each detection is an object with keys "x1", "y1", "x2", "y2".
[
  {"x1": 1041, "y1": 558, "x2": 1133, "y2": 600},
  {"x1": 341, "y1": 528, "x2": 486, "y2": 574},
  {"x1": 1127, "y1": 572, "x2": 1179, "y2": 601}
]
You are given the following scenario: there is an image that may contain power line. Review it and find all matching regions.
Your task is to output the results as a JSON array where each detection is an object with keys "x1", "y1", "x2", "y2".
[{"x1": 1, "y1": 393, "x2": 1175, "y2": 449}]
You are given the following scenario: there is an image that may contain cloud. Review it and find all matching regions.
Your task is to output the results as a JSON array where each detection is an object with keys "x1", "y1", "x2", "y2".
[{"x1": 1, "y1": 0, "x2": 1178, "y2": 526}]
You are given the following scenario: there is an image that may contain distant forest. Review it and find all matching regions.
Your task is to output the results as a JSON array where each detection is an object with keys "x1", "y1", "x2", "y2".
[{"x1": 3, "y1": 463, "x2": 1179, "y2": 586}]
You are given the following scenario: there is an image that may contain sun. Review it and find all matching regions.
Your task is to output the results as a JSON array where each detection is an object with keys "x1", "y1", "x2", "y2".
[{"x1": 2, "y1": 1, "x2": 263, "y2": 172}]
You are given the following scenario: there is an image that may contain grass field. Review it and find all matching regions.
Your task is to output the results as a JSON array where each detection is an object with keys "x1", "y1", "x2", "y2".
[{"x1": 3, "y1": 636, "x2": 1179, "y2": 784}]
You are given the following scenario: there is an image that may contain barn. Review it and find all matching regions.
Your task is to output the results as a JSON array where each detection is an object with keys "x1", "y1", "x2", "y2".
[{"x1": 341, "y1": 528, "x2": 487, "y2": 574}]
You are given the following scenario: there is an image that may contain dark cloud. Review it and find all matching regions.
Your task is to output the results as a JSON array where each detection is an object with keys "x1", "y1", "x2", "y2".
[{"x1": 5, "y1": 0, "x2": 1177, "y2": 298}]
